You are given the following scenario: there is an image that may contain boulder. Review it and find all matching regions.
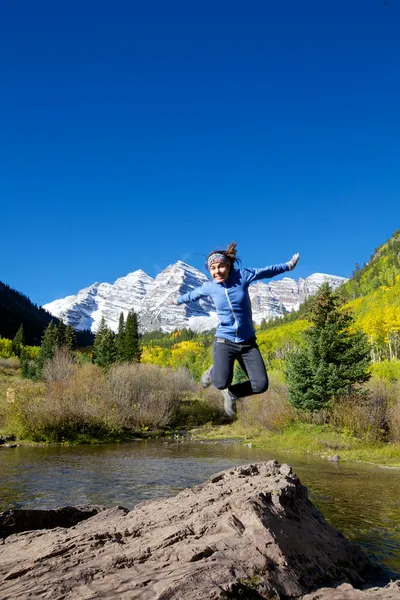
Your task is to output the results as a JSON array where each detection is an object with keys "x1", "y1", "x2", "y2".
[{"x1": 0, "y1": 460, "x2": 394, "y2": 599}]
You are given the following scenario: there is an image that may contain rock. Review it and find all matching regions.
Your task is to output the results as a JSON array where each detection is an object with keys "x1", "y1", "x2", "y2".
[
  {"x1": 328, "y1": 455, "x2": 341, "y2": 462},
  {"x1": 301, "y1": 581, "x2": 400, "y2": 599},
  {"x1": 0, "y1": 461, "x2": 392, "y2": 599},
  {"x1": 0, "y1": 506, "x2": 107, "y2": 539}
]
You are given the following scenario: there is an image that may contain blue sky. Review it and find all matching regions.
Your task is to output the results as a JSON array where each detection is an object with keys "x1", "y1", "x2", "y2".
[{"x1": 1, "y1": 0, "x2": 399, "y2": 307}]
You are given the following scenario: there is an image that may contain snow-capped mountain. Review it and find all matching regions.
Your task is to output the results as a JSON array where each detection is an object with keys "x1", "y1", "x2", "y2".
[
  {"x1": 43, "y1": 270, "x2": 154, "y2": 333},
  {"x1": 43, "y1": 263, "x2": 348, "y2": 334}
]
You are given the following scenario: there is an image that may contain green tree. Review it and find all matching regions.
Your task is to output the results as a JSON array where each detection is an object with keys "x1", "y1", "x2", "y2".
[
  {"x1": 285, "y1": 283, "x2": 371, "y2": 412},
  {"x1": 116, "y1": 312, "x2": 126, "y2": 361},
  {"x1": 57, "y1": 320, "x2": 67, "y2": 347},
  {"x1": 36, "y1": 321, "x2": 59, "y2": 377},
  {"x1": 12, "y1": 323, "x2": 25, "y2": 357},
  {"x1": 259, "y1": 318, "x2": 268, "y2": 331},
  {"x1": 20, "y1": 349, "x2": 30, "y2": 378},
  {"x1": 93, "y1": 318, "x2": 117, "y2": 367},
  {"x1": 124, "y1": 310, "x2": 141, "y2": 363},
  {"x1": 65, "y1": 325, "x2": 77, "y2": 353}
]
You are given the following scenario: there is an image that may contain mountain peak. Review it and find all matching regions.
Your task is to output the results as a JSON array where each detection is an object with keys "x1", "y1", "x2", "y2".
[{"x1": 43, "y1": 264, "x2": 347, "y2": 334}]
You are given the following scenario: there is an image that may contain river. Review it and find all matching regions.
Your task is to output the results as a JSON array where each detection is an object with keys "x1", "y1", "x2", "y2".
[{"x1": 1, "y1": 439, "x2": 399, "y2": 577}]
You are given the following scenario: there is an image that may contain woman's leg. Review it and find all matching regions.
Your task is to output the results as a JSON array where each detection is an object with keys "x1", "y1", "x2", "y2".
[
  {"x1": 211, "y1": 339, "x2": 238, "y2": 390},
  {"x1": 229, "y1": 343, "x2": 268, "y2": 398}
]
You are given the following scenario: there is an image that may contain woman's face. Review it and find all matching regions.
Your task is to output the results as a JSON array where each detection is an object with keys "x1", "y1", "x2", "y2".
[{"x1": 209, "y1": 261, "x2": 230, "y2": 282}]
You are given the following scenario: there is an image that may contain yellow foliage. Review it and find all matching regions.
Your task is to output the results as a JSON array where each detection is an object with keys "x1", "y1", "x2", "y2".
[
  {"x1": 0, "y1": 338, "x2": 14, "y2": 358},
  {"x1": 257, "y1": 320, "x2": 310, "y2": 365},
  {"x1": 344, "y1": 277, "x2": 400, "y2": 360},
  {"x1": 141, "y1": 346, "x2": 172, "y2": 367}
]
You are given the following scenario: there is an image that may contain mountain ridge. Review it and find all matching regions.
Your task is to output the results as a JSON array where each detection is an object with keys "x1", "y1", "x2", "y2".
[{"x1": 43, "y1": 263, "x2": 347, "y2": 334}]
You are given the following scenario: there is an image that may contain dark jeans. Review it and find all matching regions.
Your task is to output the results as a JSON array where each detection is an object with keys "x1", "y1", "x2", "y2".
[{"x1": 212, "y1": 336, "x2": 269, "y2": 398}]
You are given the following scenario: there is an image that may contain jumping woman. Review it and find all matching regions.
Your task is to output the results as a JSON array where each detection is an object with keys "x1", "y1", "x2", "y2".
[{"x1": 172, "y1": 243, "x2": 300, "y2": 418}]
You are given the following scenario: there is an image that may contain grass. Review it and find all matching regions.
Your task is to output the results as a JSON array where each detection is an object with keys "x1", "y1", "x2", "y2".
[{"x1": 194, "y1": 421, "x2": 400, "y2": 467}]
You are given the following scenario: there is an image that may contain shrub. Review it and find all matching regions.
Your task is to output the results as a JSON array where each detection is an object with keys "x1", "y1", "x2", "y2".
[
  {"x1": 329, "y1": 385, "x2": 389, "y2": 442},
  {"x1": 106, "y1": 364, "x2": 195, "y2": 429},
  {"x1": 0, "y1": 338, "x2": 15, "y2": 359},
  {"x1": 239, "y1": 375, "x2": 295, "y2": 432},
  {"x1": 371, "y1": 359, "x2": 400, "y2": 382},
  {"x1": 366, "y1": 377, "x2": 400, "y2": 442},
  {"x1": 388, "y1": 398, "x2": 400, "y2": 442},
  {"x1": 173, "y1": 387, "x2": 225, "y2": 428},
  {"x1": 43, "y1": 348, "x2": 77, "y2": 382},
  {"x1": 0, "y1": 357, "x2": 20, "y2": 374}
]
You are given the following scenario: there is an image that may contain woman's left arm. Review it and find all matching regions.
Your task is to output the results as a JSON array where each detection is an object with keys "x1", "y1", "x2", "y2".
[{"x1": 243, "y1": 253, "x2": 300, "y2": 283}]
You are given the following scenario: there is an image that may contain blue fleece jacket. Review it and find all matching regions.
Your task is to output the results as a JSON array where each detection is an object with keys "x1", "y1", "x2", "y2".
[{"x1": 177, "y1": 263, "x2": 290, "y2": 343}]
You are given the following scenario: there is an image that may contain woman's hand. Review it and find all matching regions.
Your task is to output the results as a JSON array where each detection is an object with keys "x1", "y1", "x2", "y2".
[{"x1": 287, "y1": 253, "x2": 300, "y2": 270}]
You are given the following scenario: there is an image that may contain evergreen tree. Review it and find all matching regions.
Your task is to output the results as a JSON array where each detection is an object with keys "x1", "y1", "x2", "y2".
[
  {"x1": 57, "y1": 320, "x2": 67, "y2": 347},
  {"x1": 20, "y1": 349, "x2": 30, "y2": 378},
  {"x1": 93, "y1": 318, "x2": 117, "y2": 367},
  {"x1": 36, "y1": 321, "x2": 59, "y2": 376},
  {"x1": 12, "y1": 323, "x2": 25, "y2": 357},
  {"x1": 124, "y1": 310, "x2": 141, "y2": 362},
  {"x1": 65, "y1": 325, "x2": 77, "y2": 353},
  {"x1": 92, "y1": 316, "x2": 107, "y2": 363},
  {"x1": 116, "y1": 312, "x2": 126, "y2": 361},
  {"x1": 285, "y1": 283, "x2": 371, "y2": 412},
  {"x1": 259, "y1": 318, "x2": 268, "y2": 331}
]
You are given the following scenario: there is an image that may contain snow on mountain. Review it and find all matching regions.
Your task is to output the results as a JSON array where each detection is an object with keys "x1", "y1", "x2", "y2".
[
  {"x1": 43, "y1": 270, "x2": 154, "y2": 333},
  {"x1": 137, "y1": 261, "x2": 215, "y2": 333},
  {"x1": 43, "y1": 263, "x2": 348, "y2": 334}
]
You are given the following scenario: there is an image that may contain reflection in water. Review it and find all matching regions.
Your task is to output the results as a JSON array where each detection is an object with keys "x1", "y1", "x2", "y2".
[{"x1": 0, "y1": 440, "x2": 399, "y2": 576}]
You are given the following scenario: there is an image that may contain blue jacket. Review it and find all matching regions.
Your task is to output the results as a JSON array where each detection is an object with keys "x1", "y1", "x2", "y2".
[{"x1": 177, "y1": 263, "x2": 290, "y2": 343}]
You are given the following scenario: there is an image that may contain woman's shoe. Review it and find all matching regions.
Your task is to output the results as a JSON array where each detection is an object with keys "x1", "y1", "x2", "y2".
[
  {"x1": 220, "y1": 388, "x2": 237, "y2": 418},
  {"x1": 200, "y1": 366, "x2": 213, "y2": 388}
]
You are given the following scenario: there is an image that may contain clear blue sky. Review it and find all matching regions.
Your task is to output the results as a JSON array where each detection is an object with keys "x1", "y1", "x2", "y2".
[{"x1": 1, "y1": 0, "x2": 399, "y2": 307}]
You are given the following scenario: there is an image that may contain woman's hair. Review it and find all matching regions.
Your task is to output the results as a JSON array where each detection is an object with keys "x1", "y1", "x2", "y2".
[{"x1": 206, "y1": 242, "x2": 240, "y2": 272}]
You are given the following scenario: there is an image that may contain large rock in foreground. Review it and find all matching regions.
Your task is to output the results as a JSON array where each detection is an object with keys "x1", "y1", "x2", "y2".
[{"x1": 0, "y1": 460, "x2": 393, "y2": 599}]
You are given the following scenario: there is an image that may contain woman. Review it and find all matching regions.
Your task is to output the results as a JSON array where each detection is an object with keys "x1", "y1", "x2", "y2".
[{"x1": 173, "y1": 243, "x2": 300, "y2": 418}]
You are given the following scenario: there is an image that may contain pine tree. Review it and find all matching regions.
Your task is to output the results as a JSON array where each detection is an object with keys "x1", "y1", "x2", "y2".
[
  {"x1": 93, "y1": 318, "x2": 118, "y2": 367},
  {"x1": 12, "y1": 323, "x2": 25, "y2": 357},
  {"x1": 124, "y1": 310, "x2": 141, "y2": 362},
  {"x1": 116, "y1": 312, "x2": 126, "y2": 361},
  {"x1": 36, "y1": 321, "x2": 59, "y2": 377},
  {"x1": 285, "y1": 283, "x2": 371, "y2": 412},
  {"x1": 259, "y1": 318, "x2": 268, "y2": 331},
  {"x1": 20, "y1": 349, "x2": 30, "y2": 378},
  {"x1": 57, "y1": 320, "x2": 67, "y2": 347},
  {"x1": 65, "y1": 325, "x2": 77, "y2": 352}
]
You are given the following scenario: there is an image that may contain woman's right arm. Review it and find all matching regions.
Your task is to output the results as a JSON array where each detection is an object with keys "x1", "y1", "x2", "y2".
[{"x1": 173, "y1": 282, "x2": 211, "y2": 305}]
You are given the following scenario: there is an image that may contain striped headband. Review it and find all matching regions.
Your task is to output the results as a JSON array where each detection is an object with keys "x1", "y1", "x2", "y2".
[{"x1": 207, "y1": 253, "x2": 229, "y2": 269}]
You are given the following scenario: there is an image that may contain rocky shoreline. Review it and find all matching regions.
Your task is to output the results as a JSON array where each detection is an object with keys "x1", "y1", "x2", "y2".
[{"x1": 0, "y1": 460, "x2": 399, "y2": 599}]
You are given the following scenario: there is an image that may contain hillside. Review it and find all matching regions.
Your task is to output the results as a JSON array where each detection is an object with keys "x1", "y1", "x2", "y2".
[
  {"x1": 341, "y1": 229, "x2": 400, "y2": 300},
  {"x1": 254, "y1": 230, "x2": 400, "y2": 364},
  {"x1": 0, "y1": 281, "x2": 93, "y2": 346}
]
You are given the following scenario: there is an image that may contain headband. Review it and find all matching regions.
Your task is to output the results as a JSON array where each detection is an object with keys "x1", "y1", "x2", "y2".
[{"x1": 207, "y1": 253, "x2": 230, "y2": 269}]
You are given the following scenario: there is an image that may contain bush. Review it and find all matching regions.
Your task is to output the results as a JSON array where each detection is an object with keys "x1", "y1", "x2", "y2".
[
  {"x1": 371, "y1": 359, "x2": 400, "y2": 382},
  {"x1": 0, "y1": 361, "x2": 202, "y2": 441},
  {"x1": 106, "y1": 364, "x2": 195, "y2": 429},
  {"x1": 0, "y1": 357, "x2": 20, "y2": 374},
  {"x1": 43, "y1": 348, "x2": 77, "y2": 382},
  {"x1": 173, "y1": 387, "x2": 225, "y2": 428},
  {"x1": 366, "y1": 377, "x2": 400, "y2": 443},
  {"x1": 388, "y1": 398, "x2": 400, "y2": 442},
  {"x1": 329, "y1": 384, "x2": 389, "y2": 442},
  {"x1": 0, "y1": 338, "x2": 15, "y2": 359},
  {"x1": 239, "y1": 375, "x2": 295, "y2": 432}
]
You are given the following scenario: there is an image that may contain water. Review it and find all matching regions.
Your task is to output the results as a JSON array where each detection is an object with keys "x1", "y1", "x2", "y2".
[{"x1": 1, "y1": 439, "x2": 400, "y2": 576}]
